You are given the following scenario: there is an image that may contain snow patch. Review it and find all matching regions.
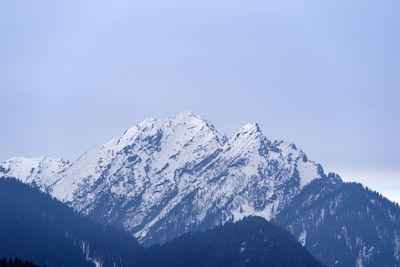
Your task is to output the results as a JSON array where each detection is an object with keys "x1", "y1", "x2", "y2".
[
  {"x1": 298, "y1": 230, "x2": 307, "y2": 246},
  {"x1": 297, "y1": 160, "x2": 320, "y2": 188},
  {"x1": 81, "y1": 240, "x2": 103, "y2": 267},
  {"x1": 240, "y1": 241, "x2": 247, "y2": 253},
  {"x1": 231, "y1": 201, "x2": 275, "y2": 222}
]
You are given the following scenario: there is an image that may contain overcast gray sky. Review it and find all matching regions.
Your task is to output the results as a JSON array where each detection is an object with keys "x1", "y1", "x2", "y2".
[{"x1": 1, "y1": 0, "x2": 399, "y2": 202}]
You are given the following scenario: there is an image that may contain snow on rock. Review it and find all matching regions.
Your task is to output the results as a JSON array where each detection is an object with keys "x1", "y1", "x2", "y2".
[
  {"x1": 0, "y1": 112, "x2": 329, "y2": 245},
  {"x1": 298, "y1": 230, "x2": 307, "y2": 246},
  {"x1": 0, "y1": 156, "x2": 69, "y2": 190}
]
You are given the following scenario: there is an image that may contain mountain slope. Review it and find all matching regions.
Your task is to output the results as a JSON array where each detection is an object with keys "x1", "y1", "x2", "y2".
[
  {"x1": 0, "y1": 178, "x2": 324, "y2": 267},
  {"x1": 0, "y1": 112, "x2": 331, "y2": 245},
  {"x1": 0, "y1": 178, "x2": 143, "y2": 267},
  {"x1": 0, "y1": 156, "x2": 69, "y2": 192},
  {"x1": 144, "y1": 216, "x2": 324, "y2": 267},
  {"x1": 274, "y1": 178, "x2": 400, "y2": 267}
]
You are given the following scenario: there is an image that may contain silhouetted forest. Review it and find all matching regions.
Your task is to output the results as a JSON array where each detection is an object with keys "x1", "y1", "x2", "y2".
[
  {"x1": 275, "y1": 178, "x2": 400, "y2": 266},
  {"x1": 0, "y1": 178, "x2": 142, "y2": 267},
  {"x1": 144, "y1": 216, "x2": 323, "y2": 267},
  {"x1": 0, "y1": 258, "x2": 40, "y2": 267}
]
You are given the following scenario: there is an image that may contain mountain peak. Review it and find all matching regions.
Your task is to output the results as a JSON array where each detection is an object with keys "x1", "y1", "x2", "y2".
[
  {"x1": 115, "y1": 112, "x2": 223, "y2": 150},
  {"x1": 229, "y1": 122, "x2": 264, "y2": 145},
  {"x1": 238, "y1": 122, "x2": 261, "y2": 134},
  {"x1": 175, "y1": 111, "x2": 202, "y2": 119},
  {"x1": 2, "y1": 113, "x2": 327, "y2": 246},
  {"x1": 127, "y1": 112, "x2": 212, "y2": 133},
  {"x1": 139, "y1": 112, "x2": 204, "y2": 126}
]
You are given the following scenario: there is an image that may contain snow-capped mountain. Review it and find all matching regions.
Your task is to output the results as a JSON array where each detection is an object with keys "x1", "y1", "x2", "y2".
[
  {"x1": 2, "y1": 112, "x2": 399, "y2": 266},
  {"x1": 0, "y1": 112, "x2": 331, "y2": 244}
]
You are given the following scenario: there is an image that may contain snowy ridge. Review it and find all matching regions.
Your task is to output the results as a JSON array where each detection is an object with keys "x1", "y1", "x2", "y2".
[
  {"x1": 0, "y1": 112, "x2": 334, "y2": 245},
  {"x1": 0, "y1": 156, "x2": 69, "y2": 191}
]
